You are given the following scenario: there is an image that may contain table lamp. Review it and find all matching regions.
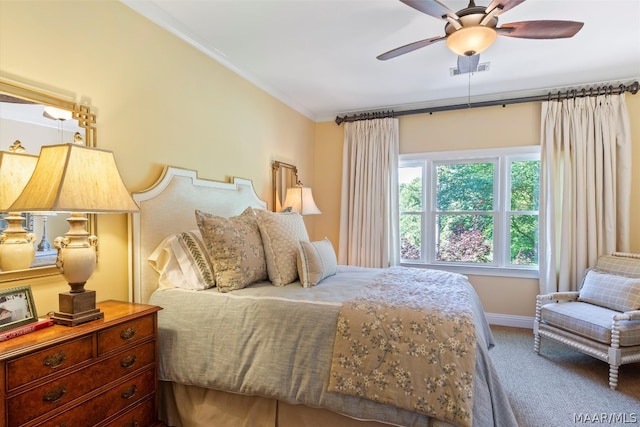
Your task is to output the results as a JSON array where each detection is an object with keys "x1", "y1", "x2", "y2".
[
  {"x1": 9, "y1": 143, "x2": 139, "y2": 326},
  {"x1": 0, "y1": 151, "x2": 38, "y2": 271}
]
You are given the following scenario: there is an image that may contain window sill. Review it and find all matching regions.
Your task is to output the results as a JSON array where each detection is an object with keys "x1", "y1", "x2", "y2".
[{"x1": 400, "y1": 262, "x2": 540, "y2": 279}]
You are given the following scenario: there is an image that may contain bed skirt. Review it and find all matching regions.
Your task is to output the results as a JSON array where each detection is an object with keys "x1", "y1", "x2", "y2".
[{"x1": 158, "y1": 382, "x2": 456, "y2": 427}]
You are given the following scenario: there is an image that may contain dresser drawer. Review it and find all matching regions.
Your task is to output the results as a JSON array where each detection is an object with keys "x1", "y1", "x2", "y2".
[
  {"x1": 8, "y1": 340, "x2": 156, "y2": 427},
  {"x1": 102, "y1": 395, "x2": 157, "y2": 427},
  {"x1": 98, "y1": 315, "x2": 155, "y2": 355},
  {"x1": 37, "y1": 369, "x2": 156, "y2": 427},
  {"x1": 6, "y1": 336, "x2": 93, "y2": 391}
]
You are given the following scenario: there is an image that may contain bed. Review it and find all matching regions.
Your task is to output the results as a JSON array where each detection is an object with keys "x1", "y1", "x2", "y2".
[{"x1": 129, "y1": 166, "x2": 517, "y2": 427}]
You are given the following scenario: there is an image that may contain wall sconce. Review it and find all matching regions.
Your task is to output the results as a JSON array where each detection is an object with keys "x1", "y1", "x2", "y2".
[
  {"x1": 282, "y1": 184, "x2": 321, "y2": 215},
  {"x1": 0, "y1": 150, "x2": 38, "y2": 271},
  {"x1": 9, "y1": 143, "x2": 139, "y2": 326}
]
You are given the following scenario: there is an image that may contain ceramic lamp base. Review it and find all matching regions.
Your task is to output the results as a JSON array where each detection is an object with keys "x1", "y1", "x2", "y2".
[
  {"x1": 53, "y1": 290, "x2": 104, "y2": 326},
  {"x1": 0, "y1": 213, "x2": 35, "y2": 271}
]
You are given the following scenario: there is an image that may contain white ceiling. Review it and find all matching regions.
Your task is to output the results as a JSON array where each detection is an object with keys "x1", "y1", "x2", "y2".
[{"x1": 122, "y1": 0, "x2": 640, "y2": 122}]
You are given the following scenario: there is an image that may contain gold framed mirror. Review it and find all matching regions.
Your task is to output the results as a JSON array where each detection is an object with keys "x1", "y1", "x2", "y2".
[
  {"x1": 0, "y1": 77, "x2": 96, "y2": 282},
  {"x1": 272, "y1": 161, "x2": 298, "y2": 212}
]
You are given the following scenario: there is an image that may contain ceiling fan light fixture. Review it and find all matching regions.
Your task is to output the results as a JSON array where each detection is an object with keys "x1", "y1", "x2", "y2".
[
  {"x1": 446, "y1": 25, "x2": 497, "y2": 56},
  {"x1": 43, "y1": 105, "x2": 73, "y2": 121}
]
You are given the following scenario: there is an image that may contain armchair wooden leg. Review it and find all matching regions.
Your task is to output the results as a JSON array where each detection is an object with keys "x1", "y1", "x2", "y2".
[
  {"x1": 608, "y1": 364, "x2": 619, "y2": 390},
  {"x1": 534, "y1": 297, "x2": 542, "y2": 354},
  {"x1": 609, "y1": 324, "x2": 622, "y2": 390}
]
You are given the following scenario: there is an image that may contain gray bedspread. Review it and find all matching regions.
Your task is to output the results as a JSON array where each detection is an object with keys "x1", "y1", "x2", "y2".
[{"x1": 149, "y1": 266, "x2": 517, "y2": 427}]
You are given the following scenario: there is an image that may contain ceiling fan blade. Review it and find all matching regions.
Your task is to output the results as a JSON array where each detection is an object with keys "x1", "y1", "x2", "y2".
[
  {"x1": 485, "y1": 0, "x2": 527, "y2": 15},
  {"x1": 399, "y1": 0, "x2": 457, "y2": 20},
  {"x1": 497, "y1": 20, "x2": 584, "y2": 39},
  {"x1": 457, "y1": 54, "x2": 480, "y2": 74},
  {"x1": 377, "y1": 36, "x2": 446, "y2": 61}
]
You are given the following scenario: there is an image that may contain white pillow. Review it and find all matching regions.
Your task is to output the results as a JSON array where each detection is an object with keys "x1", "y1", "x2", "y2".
[
  {"x1": 255, "y1": 209, "x2": 310, "y2": 286},
  {"x1": 148, "y1": 229, "x2": 215, "y2": 290},
  {"x1": 297, "y1": 238, "x2": 337, "y2": 287},
  {"x1": 578, "y1": 269, "x2": 640, "y2": 312}
]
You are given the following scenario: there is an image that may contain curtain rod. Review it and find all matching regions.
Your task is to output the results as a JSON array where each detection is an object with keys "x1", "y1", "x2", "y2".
[{"x1": 335, "y1": 80, "x2": 640, "y2": 125}]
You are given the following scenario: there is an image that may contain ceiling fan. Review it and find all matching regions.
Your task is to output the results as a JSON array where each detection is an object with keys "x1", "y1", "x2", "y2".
[{"x1": 377, "y1": 0, "x2": 584, "y2": 60}]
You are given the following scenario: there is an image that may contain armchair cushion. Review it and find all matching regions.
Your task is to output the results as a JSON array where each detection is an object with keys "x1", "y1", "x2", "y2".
[
  {"x1": 541, "y1": 302, "x2": 640, "y2": 346},
  {"x1": 578, "y1": 270, "x2": 640, "y2": 312}
]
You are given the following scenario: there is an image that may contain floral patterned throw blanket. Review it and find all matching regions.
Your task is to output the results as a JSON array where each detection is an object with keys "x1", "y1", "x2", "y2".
[{"x1": 328, "y1": 267, "x2": 477, "y2": 427}]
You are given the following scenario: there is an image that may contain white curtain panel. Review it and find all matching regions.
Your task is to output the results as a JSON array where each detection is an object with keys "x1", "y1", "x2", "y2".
[
  {"x1": 339, "y1": 118, "x2": 400, "y2": 268},
  {"x1": 539, "y1": 94, "x2": 632, "y2": 294}
]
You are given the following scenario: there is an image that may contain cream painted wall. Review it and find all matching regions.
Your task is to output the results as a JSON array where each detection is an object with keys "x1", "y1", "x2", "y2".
[
  {"x1": 314, "y1": 121, "x2": 344, "y2": 246},
  {"x1": 315, "y1": 96, "x2": 640, "y2": 319},
  {"x1": 0, "y1": 1, "x2": 316, "y2": 316}
]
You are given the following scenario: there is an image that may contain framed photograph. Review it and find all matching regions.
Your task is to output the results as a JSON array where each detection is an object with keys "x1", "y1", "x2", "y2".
[{"x1": 0, "y1": 285, "x2": 38, "y2": 332}]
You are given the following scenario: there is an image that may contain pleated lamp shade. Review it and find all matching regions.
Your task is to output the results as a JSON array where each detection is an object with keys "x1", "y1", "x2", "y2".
[
  {"x1": 9, "y1": 143, "x2": 139, "y2": 213},
  {"x1": 282, "y1": 186, "x2": 321, "y2": 215}
]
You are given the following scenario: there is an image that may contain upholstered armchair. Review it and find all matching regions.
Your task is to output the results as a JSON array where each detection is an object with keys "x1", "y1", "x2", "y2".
[{"x1": 534, "y1": 252, "x2": 640, "y2": 390}]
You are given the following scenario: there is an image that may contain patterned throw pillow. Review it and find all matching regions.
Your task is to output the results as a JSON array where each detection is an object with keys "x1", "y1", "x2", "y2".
[
  {"x1": 297, "y1": 238, "x2": 338, "y2": 287},
  {"x1": 175, "y1": 230, "x2": 216, "y2": 288},
  {"x1": 578, "y1": 269, "x2": 640, "y2": 312},
  {"x1": 255, "y1": 209, "x2": 310, "y2": 286},
  {"x1": 196, "y1": 208, "x2": 268, "y2": 292},
  {"x1": 148, "y1": 229, "x2": 215, "y2": 290}
]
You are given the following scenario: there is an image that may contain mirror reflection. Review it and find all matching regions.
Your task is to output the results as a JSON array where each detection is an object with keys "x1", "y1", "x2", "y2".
[
  {"x1": 272, "y1": 161, "x2": 298, "y2": 212},
  {"x1": 0, "y1": 79, "x2": 95, "y2": 281}
]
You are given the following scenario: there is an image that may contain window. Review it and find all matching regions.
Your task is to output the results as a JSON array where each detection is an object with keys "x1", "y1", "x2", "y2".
[{"x1": 399, "y1": 146, "x2": 540, "y2": 277}]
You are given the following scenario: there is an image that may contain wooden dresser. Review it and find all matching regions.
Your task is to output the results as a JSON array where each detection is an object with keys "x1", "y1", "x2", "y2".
[{"x1": 0, "y1": 300, "x2": 161, "y2": 427}]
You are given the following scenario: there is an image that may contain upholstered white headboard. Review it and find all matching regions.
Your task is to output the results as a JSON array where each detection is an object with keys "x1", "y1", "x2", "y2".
[{"x1": 129, "y1": 166, "x2": 266, "y2": 303}]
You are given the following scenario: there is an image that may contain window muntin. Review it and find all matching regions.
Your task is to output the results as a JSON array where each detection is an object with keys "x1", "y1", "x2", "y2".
[{"x1": 399, "y1": 147, "x2": 539, "y2": 275}]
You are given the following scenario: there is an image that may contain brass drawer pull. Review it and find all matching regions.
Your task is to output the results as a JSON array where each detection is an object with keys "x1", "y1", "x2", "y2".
[
  {"x1": 121, "y1": 384, "x2": 138, "y2": 399},
  {"x1": 120, "y1": 327, "x2": 137, "y2": 341},
  {"x1": 120, "y1": 354, "x2": 137, "y2": 368},
  {"x1": 123, "y1": 420, "x2": 139, "y2": 427},
  {"x1": 43, "y1": 351, "x2": 67, "y2": 368},
  {"x1": 43, "y1": 385, "x2": 67, "y2": 403},
  {"x1": 55, "y1": 423, "x2": 68, "y2": 427}
]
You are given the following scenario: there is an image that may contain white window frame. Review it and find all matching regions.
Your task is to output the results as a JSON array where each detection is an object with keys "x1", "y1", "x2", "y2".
[{"x1": 399, "y1": 146, "x2": 540, "y2": 278}]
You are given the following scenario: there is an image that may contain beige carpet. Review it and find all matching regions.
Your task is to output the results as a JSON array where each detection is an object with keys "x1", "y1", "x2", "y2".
[{"x1": 489, "y1": 326, "x2": 640, "y2": 427}]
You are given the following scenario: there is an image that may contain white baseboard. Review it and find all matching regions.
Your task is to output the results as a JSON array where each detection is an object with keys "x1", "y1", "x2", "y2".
[{"x1": 485, "y1": 313, "x2": 534, "y2": 329}]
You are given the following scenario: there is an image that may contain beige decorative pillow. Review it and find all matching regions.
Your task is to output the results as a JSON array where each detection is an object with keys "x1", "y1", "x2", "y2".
[
  {"x1": 297, "y1": 238, "x2": 338, "y2": 287},
  {"x1": 195, "y1": 208, "x2": 267, "y2": 292},
  {"x1": 255, "y1": 209, "x2": 310, "y2": 286}
]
